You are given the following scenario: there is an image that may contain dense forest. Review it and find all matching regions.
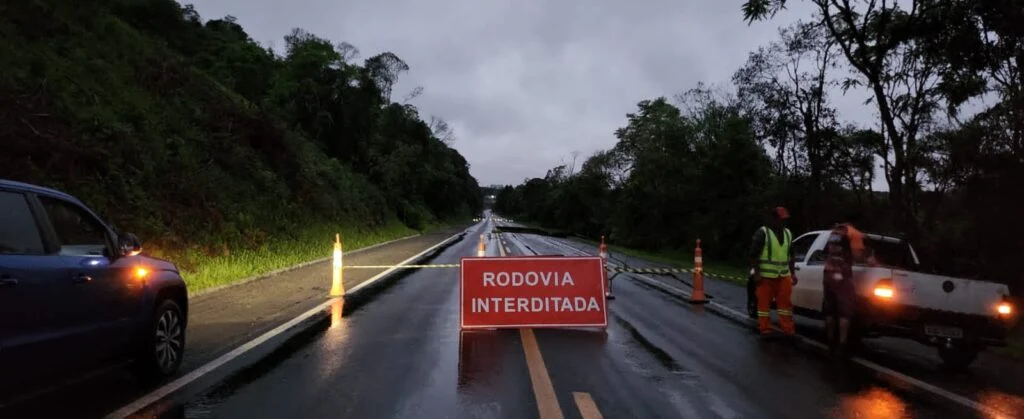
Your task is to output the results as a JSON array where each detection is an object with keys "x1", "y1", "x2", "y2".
[
  {"x1": 495, "y1": 0, "x2": 1024, "y2": 293},
  {"x1": 1, "y1": 0, "x2": 482, "y2": 268}
]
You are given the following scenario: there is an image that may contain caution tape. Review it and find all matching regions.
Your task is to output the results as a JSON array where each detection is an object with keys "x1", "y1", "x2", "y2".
[
  {"x1": 342, "y1": 263, "x2": 746, "y2": 281},
  {"x1": 343, "y1": 264, "x2": 460, "y2": 269},
  {"x1": 610, "y1": 266, "x2": 746, "y2": 282},
  {"x1": 611, "y1": 267, "x2": 691, "y2": 274}
]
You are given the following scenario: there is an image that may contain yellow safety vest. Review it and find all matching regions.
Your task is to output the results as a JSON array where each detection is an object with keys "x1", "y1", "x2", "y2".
[{"x1": 758, "y1": 226, "x2": 792, "y2": 278}]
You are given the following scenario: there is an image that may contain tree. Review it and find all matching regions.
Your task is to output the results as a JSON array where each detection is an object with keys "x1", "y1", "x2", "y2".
[
  {"x1": 743, "y1": 0, "x2": 946, "y2": 235},
  {"x1": 734, "y1": 20, "x2": 841, "y2": 225},
  {"x1": 429, "y1": 115, "x2": 456, "y2": 144},
  {"x1": 364, "y1": 52, "x2": 409, "y2": 102}
]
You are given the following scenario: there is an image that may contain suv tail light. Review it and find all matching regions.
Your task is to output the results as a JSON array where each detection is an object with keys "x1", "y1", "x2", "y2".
[{"x1": 997, "y1": 297, "x2": 1013, "y2": 317}]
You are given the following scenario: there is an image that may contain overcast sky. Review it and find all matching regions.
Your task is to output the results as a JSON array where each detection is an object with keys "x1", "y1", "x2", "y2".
[{"x1": 190, "y1": 0, "x2": 882, "y2": 188}]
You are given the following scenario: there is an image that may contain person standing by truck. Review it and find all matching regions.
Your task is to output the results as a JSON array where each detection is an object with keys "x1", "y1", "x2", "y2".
[
  {"x1": 822, "y1": 213, "x2": 867, "y2": 358},
  {"x1": 749, "y1": 206, "x2": 798, "y2": 338}
]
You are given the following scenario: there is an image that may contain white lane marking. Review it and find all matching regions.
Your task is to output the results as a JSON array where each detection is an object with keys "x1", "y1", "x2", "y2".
[
  {"x1": 104, "y1": 299, "x2": 336, "y2": 419},
  {"x1": 107, "y1": 230, "x2": 466, "y2": 419},
  {"x1": 703, "y1": 301, "x2": 1007, "y2": 417},
  {"x1": 535, "y1": 234, "x2": 1009, "y2": 418}
]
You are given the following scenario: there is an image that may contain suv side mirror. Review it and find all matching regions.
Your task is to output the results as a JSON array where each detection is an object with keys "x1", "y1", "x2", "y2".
[{"x1": 119, "y1": 232, "x2": 143, "y2": 257}]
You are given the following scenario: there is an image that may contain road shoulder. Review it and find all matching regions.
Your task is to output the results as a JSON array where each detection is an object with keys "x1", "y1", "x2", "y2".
[{"x1": 182, "y1": 226, "x2": 468, "y2": 373}]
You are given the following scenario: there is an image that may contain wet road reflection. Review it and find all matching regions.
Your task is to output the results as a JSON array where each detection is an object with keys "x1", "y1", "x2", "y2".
[
  {"x1": 831, "y1": 387, "x2": 910, "y2": 418},
  {"x1": 457, "y1": 330, "x2": 506, "y2": 388},
  {"x1": 105, "y1": 228, "x2": 1019, "y2": 419}
]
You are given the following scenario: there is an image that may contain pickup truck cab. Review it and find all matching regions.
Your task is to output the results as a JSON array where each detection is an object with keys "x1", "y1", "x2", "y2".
[
  {"x1": 0, "y1": 180, "x2": 188, "y2": 402},
  {"x1": 785, "y1": 229, "x2": 1015, "y2": 368}
]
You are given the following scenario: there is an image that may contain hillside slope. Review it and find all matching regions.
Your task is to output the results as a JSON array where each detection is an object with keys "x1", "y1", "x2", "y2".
[{"x1": 0, "y1": 0, "x2": 481, "y2": 288}]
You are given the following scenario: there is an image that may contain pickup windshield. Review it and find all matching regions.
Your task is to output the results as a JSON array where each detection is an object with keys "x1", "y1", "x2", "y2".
[{"x1": 863, "y1": 237, "x2": 917, "y2": 270}]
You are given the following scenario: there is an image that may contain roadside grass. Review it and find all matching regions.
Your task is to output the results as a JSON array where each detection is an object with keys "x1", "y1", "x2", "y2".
[
  {"x1": 180, "y1": 221, "x2": 417, "y2": 292},
  {"x1": 154, "y1": 215, "x2": 474, "y2": 293},
  {"x1": 175, "y1": 221, "x2": 420, "y2": 293},
  {"x1": 496, "y1": 217, "x2": 749, "y2": 283}
]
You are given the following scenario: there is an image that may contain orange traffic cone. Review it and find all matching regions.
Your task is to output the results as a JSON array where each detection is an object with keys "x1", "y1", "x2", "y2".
[
  {"x1": 477, "y1": 234, "x2": 486, "y2": 257},
  {"x1": 330, "y1": 234, "x2": 344, "y2": 297},
  {"x1": 690, "y1": 239, "x2": 707, "y2": 304},
  {"x1": 600, "y1": 236, "x2": 614, "y2": 300}
]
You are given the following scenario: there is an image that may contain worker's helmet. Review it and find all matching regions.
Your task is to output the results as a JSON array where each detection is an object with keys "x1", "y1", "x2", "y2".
[{"x1": 773, "y1": 206, "x2": 790, "y2": 220}]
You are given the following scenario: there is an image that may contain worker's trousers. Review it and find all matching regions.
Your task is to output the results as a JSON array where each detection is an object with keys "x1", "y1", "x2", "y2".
[{"x1": 756, "y1": 276, "x2": 795, "y2": 335}]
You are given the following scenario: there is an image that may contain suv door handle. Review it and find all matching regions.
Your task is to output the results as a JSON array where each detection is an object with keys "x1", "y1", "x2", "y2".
[
  {"x1": 73, "y1": 273, "x2": 93, "y2": 284},
  {"x1": 0, "y1": 277, "x2": 18, "y2": 287}
]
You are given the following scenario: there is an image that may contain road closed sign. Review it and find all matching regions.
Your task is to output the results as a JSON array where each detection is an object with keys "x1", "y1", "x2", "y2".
[{"x1": 460, "y1": 256, "x2": 608, "y2": 329}]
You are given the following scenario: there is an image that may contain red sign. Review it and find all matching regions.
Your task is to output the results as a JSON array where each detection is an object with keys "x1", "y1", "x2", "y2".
[{"x1": 460, "y1": 256, "x2": 608, "y2": 329}]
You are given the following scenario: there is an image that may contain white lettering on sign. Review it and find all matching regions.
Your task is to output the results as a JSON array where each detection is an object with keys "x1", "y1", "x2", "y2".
[
  {"x1": 481, "y1": 271, "x2": 576, "y2": 287},
  {"x1": 469, "y1": 297, "x2": 602, "y2": 313}
]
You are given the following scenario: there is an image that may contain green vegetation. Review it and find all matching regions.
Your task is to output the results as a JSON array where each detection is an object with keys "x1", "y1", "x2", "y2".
[
  {"x1": 495, "y1": 221, "x2": 747, "y2": 282},
  {"x1": 182, "y1": 221, "x2": 415, "y2": 292},
  {"x1": 497, "y1": 1, "x2": 1024, "y2": 295},
  {"x1": 1, "y1": 0, "x2": 481, "y2": 289},
  {"x1": 605, "y1": 245, "x2": 748, "y2": 284}
]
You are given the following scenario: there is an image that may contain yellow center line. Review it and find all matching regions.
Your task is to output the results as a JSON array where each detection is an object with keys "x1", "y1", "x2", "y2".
[
  {"x1": 502, "y1": 233, "x2": 574, "y2": 419},
  {"x1": 573, "y1": 392, "x2": 604, "y2": 419},
  {"x1": 520, "y1": 328, "x2": 565, "y2": 419}
]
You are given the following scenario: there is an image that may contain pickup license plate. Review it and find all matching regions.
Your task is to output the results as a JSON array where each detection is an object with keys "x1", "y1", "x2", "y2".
[{"x1": 924, "y1": 325, "x2": 963, "y2": 339}]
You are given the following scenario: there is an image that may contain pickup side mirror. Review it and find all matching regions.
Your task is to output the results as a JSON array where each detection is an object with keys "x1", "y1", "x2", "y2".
[{"x1": 118, "y1": 232, "x2": 143, "y2": 257}]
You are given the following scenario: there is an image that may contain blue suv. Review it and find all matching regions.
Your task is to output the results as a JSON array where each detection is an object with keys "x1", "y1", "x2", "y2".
[{"x1": 0, "y1": 180, "x2": 188, "y2": 400}]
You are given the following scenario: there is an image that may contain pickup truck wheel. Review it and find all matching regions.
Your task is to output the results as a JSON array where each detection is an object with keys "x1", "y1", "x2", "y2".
[
  {"x1": 133, "y1": 299, "x2": 186, "y2": 383},
  {"x1": 937, "y1": 345, "x2": 979, "y2": 371}
]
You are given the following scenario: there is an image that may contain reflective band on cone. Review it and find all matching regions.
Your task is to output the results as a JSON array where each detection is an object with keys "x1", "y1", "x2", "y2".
[{"x1": 690, "y1": 239, "x2": 707, "y2": 304}]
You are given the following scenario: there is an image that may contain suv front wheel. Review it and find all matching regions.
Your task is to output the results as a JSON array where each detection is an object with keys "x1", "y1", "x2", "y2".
[{"x1": 134, "y1": 299, "x2": 186, "y2": 383}]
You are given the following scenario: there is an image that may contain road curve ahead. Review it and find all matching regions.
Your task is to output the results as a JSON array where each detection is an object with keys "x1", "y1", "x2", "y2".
[{"x1": 131, "y1": 218, "x2": 989, "y2": 419}]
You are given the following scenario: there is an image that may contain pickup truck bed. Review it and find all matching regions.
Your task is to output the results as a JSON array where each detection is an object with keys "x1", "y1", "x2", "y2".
[{"x1": 752, "y1": 229, "x2": 1016, "y2": 369}]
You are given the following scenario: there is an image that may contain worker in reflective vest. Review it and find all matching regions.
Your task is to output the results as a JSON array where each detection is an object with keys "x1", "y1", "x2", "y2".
[{"x1": 749, "y1": 206, "x2": 798, "y2": 337}]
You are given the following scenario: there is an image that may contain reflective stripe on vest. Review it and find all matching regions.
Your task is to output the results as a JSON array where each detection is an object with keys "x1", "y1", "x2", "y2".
[{"x1": 758, "y1": 226, "x2": 792, "y2": 278}]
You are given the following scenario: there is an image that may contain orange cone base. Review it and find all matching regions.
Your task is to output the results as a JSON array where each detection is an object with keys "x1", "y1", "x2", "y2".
[{"x1": 688, "y1": 290, "x2": 709, "y2": 304}]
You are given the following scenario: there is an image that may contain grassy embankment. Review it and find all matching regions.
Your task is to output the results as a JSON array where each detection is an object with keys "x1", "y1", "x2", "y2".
[
  {"x1": 0, "y1": 1, "x2": 479, "y2": 294},
  {"x1": 175, "y1": 221, "x2": 412, "y2": 292},
  {"x1": 603, "y1": 245, "x2": 749, "y2": 283},
  {"x1": 177, "y1": 218, "x2": 469, "y2": 292}
]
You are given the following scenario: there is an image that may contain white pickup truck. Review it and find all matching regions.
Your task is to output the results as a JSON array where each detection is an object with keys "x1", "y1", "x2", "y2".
[{"x1": 750, "y1": 229, "x2": 1016, "y2": 369}]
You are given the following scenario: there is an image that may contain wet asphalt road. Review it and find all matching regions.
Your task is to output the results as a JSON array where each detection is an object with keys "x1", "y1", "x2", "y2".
[
  {"x1": 536, "y1": 233, "x2": 1024, "y2": 418},
  {"x1": 128, "y1": 219, "x2": 1005, "y2": 419}
]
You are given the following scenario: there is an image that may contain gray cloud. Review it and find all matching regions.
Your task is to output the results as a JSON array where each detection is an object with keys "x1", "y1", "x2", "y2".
[{"x1": 190, "y1": 0, "x2": 874, "y2": 186}]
